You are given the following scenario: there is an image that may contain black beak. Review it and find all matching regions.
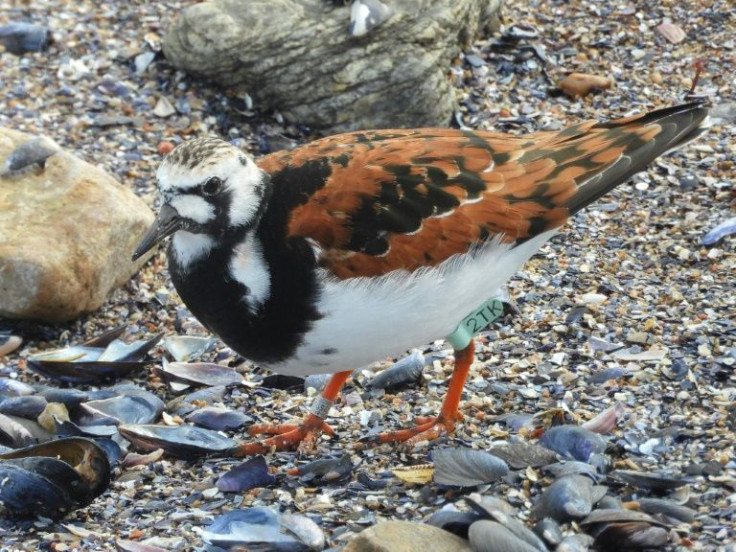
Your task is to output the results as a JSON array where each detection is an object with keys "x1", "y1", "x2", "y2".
[{"x1": 132, "y1": 204, "x2": 182, "y2": 261}]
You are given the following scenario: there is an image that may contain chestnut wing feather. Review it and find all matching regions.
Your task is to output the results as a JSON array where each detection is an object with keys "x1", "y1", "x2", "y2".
[{"x1": 256, "y1": 103, "x2": 708, "y2": 279}]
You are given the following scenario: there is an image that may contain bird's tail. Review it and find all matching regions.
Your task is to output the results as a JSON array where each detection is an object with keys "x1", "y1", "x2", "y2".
[{"x1": 560, "y1": 101, "x2": 710, "y2": 216}]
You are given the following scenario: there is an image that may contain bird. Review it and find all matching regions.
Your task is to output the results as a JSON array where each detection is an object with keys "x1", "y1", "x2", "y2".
[{"x1": 132, "y1": 101, "x2": 709, "y2": 456}]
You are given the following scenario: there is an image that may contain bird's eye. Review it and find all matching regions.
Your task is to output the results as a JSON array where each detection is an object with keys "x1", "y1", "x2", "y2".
[{"x1": 202, "y1": 177, "x2": 223, "y2": 196}]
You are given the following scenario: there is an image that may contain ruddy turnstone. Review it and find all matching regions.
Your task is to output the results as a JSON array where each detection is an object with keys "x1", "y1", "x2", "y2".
[{"x1": 133, "y1": 102, "x2": 709, "y2": 455}]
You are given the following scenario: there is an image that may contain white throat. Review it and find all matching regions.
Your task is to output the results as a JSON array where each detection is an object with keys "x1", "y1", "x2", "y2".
[{"x1": 171, "y1": 232, "x2": 215, "y2": 268}]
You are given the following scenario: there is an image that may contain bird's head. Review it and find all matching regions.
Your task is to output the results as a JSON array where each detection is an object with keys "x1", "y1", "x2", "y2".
[{"x1": 132, "y1": 137, "x2": 269, "y2": 265}]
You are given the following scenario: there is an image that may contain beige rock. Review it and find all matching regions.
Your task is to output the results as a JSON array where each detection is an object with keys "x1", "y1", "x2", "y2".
[
  {"x1": 0, "y1": 128, "x2": 154, "y2": 321},
  {"x1": 558, "y1": 72, "x2": 613, "y2": 99},
  {"x1": 163, "y1": 0, "x2": 504, "y2": 133},
  {"x1": 344, "y1": 521, "x2": 473, "y2": 552},
  {"x1": 656, "y1": 21, "x2": 686, "y2": 44}
]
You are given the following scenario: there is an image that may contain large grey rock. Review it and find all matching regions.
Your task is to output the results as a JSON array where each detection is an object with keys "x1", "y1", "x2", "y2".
[
  {"x1": 163, "y1": 0, "x2": 503, "y2": 133},
  {"x1": 343, "y1": 521, "x2": 473, "y2": 552},
  {"x1": 0, "y1": 128, "x2": 154, "y2": 322}
]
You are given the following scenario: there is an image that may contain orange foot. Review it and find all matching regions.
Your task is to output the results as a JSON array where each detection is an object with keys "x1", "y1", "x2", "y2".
[
  {"x1": 232, "y1": 414, "x2": 335, "y2": 456},
  {"x1": 371, "y1": 412, "x2": 464, "y2": 447}
]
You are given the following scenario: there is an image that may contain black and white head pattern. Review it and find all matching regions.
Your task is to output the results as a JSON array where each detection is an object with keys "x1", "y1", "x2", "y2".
[
  {"x1": 156, "y1": 138, "x2": 269, "y2": 267},
  {"x1": 156, "y1": 138, "x2": 274, "y2": 313}
]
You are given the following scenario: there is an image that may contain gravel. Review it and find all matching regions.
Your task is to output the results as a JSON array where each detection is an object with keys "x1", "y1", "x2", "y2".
[{"x1": 0, "y1": 0, "x2": 734, "y2": 550}]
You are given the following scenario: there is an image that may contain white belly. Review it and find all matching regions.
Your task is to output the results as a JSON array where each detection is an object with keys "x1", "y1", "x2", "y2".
[{"x1": 266, "y1": 231, "x2": 555, "y2": 376}]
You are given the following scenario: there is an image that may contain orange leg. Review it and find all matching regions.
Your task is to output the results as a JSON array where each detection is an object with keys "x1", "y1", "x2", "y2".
[
  {"x1": 375, "y1": 340, "x2": 475, "y2": 446},
  {"x1": 233, "y1": 370, "x2": 352, "y2": 456}
]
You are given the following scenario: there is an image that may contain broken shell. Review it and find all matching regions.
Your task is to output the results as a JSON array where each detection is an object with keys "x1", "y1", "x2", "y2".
[
  {"x1": 366, "y1": 350, "x2": 424, "y2": 391},
  {"x1": 28, "y1": 345, "x2": 101, "y2": 363},
  {"x1": 348, "y1": 0, "x2": 392, "y2": 38},
  {"x1": 54, "y1": 417, "x2": 118, "y2": 439},
  {"x1": 118, "y1": 424, "x2": 235, "y2": 458},
  {"x1": 532, "y1": 475, "x2": 607, "y2": 522},
  {"x1": 425, "y1": 507, "x2": 480, "y2": 538},
  {"x1": 433, "y1": 447, "x2": 509, "y2": 487},
  {"x1": 468, "y1": 520, "x2": 541, "y2": 552},
  {"x1": 115, "y1": 539, "x2": 168, "y2": 552},
  {"x1": 580, "y1": 508, "x2": 670, "y2": 530},
  {"x1": 0, "y1": 395, "x2": 48, "y2": 419},
  {"x1": 97, "y1": 337, "x2": 158, "y2": 362},
  {"x1": 294, "y1": 454, "x2": 352, "y2": 483},
  {"x1": 216, "y1": 455, "x2": 276, "y2": 493},
  {"x1": 121, "y1": 448, "x2": 164, "y2": 470},
  {"x1": 465, "y1": 495, "x2": 547, "y2": 552},
  {"x1": 533, "y1": 517, "x2": 562, "y2": 548},
  {"x1": 587, "y1": 337, "x2": 625, "y2": 353},
  {"x1": 1, "y1": 137, "x2": 58, "y2": 175},
  {"x1": 83, "y1": 326, "x2": 127, "y2": 347},
  {"x1": 27, "y1": 329, "x2": 160, "y2": 384},
  {"x1": 393, "y1": 463, "x2": 434, "y2": 485},
  {"x1": 701, "y1": 216, "x2": 736, "y2": 246},
  {"x1": 157, "y1": 359, "x2": 244, "y2": 387},
  {"x1": 166, "y1": 385, "x2": 227, "y2": 416},
  {"x1": 635, "y1": 498, "x2": 695, "y2": 524},
  {"x1": 0, "y1": 437, "x2": 111, "y2": 494},
  {"x1": 0, "y1": 377, "x2": 35, "y2": 397},
  {"x1": 186, "y1": 406, "x2": 251, "y2": 431},
  {"x1": 582, "y1": 512, "x2": 671, "y2": 551},
  {"x1": 544, "y1": 461, "x2": 602, "y2": 483},
  {"x1": 202, "y1": 507, "x2": 310, "y2": 549},
  {"x1": 504, "y1": 22, "x2": 539, "y2": 40},
  {"x1": 538, "y1": 426, "x2": 607, "y2": 462},
  {"x1": 465, "y1": 494, "x2": 518, "y2": 518},
  {"x1": 488, "y1": 442, "x2": 558, "y2": 469},
  {"x1": 162, "y1": 335, "x2": 217, "y2": 362},
  {"x1": 491, "y1": 413, "x2": 536, "y2": 432},
  {"x1": 355, "y1": 471, "x2": 391, "y2": 490},
  {"x1": 586, "y1": 367, "x2": 627, "y2": 384},
  {"x1": 0, "y1": 437, "x2": 110, "y2": 519},
  {"x1": 0, "y1": 457, "x2": 90, "y2": 519},
  {"x1": 581, "y1": 403, "x2": 624, "y2": 435},
  {"x1": 91, "y1": 438, "x2": 124, "y2": 466},
  {"x1": 608, "y1": 470, "x2": 689, "y2": 492},
  {"x1": 76, "y1": 393, "x2": 164, "y2": 426},
  {"x1": 590, "y1": 522, "x2": 669, "y2": 551},
  {"x1": 556, "y1": 534, "x2": 594, "y2": 552},
  {"x1": 0, "y1": 412, "x2": 51, "y2": 447},
  {"x1": 36, "y1": 387, "x2": 89, "y2": 408},
  {"x1": 279, "y1": 512, "x2": 326, "y2": 551},
  {"x1": 611, "y1": 347, "x2": 667, "y2": 362}
]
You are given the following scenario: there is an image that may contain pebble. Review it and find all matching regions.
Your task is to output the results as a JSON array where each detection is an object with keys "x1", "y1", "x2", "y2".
[
  {"x1": 201, "y1": 487, "x2": 220, "y2": 499},
  {"x1": 0, "y1": 23, "x2": 50, "y2": 55},
  {"x1": 134, "y1": 51, "x2": 156, "y2": 75},
  {"x1": 631, "y1": 48, "x2": 646, "y2": 60},
  {"x1": 157, "y1": 141, "x2": 175, "y2": 155},
  {"x1": 0, "y1": 335, "x2": 22, "y2": 357},
  {"x1": 656, "y1": 21, "x2": 686, "y2": 44},
  {"x1": 557, "y1": 73, "x2": 613, "y2": 98},
  {"x1": 153, "y1": 97, "x2": 176, "y2": 118},
  {"x1": 344, "y1": 521, "x2": 473, "y2": 552},
  {"x1": 0, "y1": 0, "x2": 732, "y2": 550}
]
